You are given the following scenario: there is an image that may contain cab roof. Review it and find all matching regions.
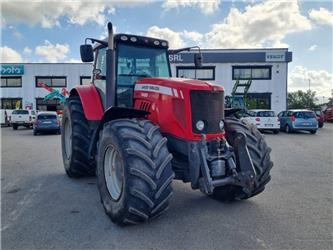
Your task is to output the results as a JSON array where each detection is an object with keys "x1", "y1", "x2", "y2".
[{"x1": 93, "y1": 33, "x2": 169, "y2": 50}]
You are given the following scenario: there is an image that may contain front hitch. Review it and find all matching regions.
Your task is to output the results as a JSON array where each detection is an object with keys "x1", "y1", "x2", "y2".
[{"x1": 197, "y1": 132, "x2": 257, "y2": 195}]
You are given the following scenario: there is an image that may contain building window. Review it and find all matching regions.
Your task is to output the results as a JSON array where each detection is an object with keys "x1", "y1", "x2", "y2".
[
  {"x1": 36, "y1": 98, "x2": 62, "y2": 112},
  {"x1": 1, "y1": 76, "x2": 22, "y2": 87},
  {"x1": 36, "y1": 76, "x2": 67, "y2": 87},
  {"x1": 176, "y1": 66, "x2": 215, "y2": 80},
  {"x1": 80, "y1": 76, "x2": 91, "y2": 85},
  {"x1": 232, "y1": 66, "x2": 271, "y2": 80},
  {"x1": 245, "y1": 93, "x2": 271, "y2": 109},
  {"x1": 1, "y1": 98, "x2": 22, "y2": 109}
]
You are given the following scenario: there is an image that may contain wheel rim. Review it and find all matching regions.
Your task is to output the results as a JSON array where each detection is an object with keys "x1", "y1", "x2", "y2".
[
  {"x1": 64, "y1": 119, "x2": 72, "y2": 159},
  {"x1": 104, "y1": 146, "x2": 124, "y2": 201}
]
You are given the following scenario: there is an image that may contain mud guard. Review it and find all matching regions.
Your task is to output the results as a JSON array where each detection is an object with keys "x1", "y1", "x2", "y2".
[{"x1": 70, "y1": 84, "x2": 104, "y2": 121}]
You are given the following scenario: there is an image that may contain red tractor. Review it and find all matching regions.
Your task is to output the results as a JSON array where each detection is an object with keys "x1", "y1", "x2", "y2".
[{"x1": 61, "y1": 22, "x2": 273, "y2": 225}]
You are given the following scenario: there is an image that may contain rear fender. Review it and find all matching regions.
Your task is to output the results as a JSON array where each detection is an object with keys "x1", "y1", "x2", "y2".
[
  {"x1": 70, "y1": 84, "x2": 104, "y2": 121},
  {"x1": 88, "y1": 107, "x2": 149, "y2": 159}
]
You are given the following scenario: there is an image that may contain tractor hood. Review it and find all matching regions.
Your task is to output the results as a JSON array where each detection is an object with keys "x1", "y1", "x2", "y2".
[{"x1": 136, "y1": 77, "x2": 224, "y2": 92}]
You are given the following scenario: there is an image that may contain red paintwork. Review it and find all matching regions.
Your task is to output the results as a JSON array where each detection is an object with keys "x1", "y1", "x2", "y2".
[
  {"x1": 72, "y1": 84, "x2": 104, "y2": 120},
  {"x1": 134, "y1": 77, "x2": 225, "y2": 141},
  {"x1": 324, "y1": 106, "x2": 333, "y2": 122}
]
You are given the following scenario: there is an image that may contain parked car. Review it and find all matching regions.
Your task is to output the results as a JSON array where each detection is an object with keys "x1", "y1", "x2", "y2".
[
  {"x1": 278, "y1": 110, "x2": 318, "y2": 134},
  {"x1": 33, "y1": 112, "x2": 60, "y2": 135},
  {"x1": 9, "y1": 109, "x2": 36, "y2": 130},
  {"x1": 323, "y1": 106, "x2": 333, "y2": 122},
  {"x1": 0, "y1": 109, "x2": 13, "y2": 127},
  {"x1": 312, "y1": 109, "x2": 324, "y2": 128},
  {"x1": 242, "y1": 109, "x2": 280, "y2": 134}
]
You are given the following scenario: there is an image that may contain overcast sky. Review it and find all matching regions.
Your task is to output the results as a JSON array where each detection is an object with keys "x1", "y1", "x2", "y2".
[{"x1": 1, "y1": 0, "x2": 332, "y2": 99}]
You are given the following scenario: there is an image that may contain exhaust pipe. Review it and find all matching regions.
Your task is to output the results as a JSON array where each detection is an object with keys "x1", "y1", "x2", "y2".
[{"x1": 106, "y1": 22, "x2": 116, "y2": 108}]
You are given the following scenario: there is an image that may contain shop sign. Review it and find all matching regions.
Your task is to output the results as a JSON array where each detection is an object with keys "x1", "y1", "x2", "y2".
[
  {"x1": 169, "y1": 54, "x2": 184, "y2": 63},
  {"x1": 0, "y1": 65, "x2": 24, "y2": 75},
  {"x1": 265, "y1": 52, "x2": 285, "y2": 62}
]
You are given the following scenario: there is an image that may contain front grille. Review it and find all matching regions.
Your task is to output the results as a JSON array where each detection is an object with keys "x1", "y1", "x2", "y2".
[{"x1": 190, "y1": 90, "x2": 224, "y2": 134}]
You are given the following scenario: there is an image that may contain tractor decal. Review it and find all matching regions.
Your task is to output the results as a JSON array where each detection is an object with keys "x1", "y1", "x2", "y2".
[{"x1": 134, "y1": 83, "x2": 183, "y2": 99}]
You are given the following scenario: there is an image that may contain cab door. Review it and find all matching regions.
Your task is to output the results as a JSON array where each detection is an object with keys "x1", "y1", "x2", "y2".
[{"x1": 93, "y1": 47, "x2": 107, "y2": 108}]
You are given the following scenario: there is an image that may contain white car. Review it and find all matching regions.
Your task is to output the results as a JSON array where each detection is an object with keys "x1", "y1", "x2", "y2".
[
  {"x1": 0, "y1": 109, "x2": 13, "y2": 127},
  {"x1": 242, "y1": 109, "x2": 280, "y2": 134},
  {"x1": 9, "y1": 109, "x2": 37, "y2": 130}
]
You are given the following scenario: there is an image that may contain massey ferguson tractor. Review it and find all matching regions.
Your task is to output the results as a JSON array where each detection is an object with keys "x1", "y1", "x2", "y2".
[{"x1": 61, "y1": 22, "x2": 273, "y2": 225}]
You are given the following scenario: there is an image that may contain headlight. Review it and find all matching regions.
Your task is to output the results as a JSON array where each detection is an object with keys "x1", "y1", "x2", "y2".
[
  {"x1": 219, "y1": 120, "x2": 224, "y2": 131},
  {"x1": 196, "y1": 120, "x2": 205, "y2": 131}
]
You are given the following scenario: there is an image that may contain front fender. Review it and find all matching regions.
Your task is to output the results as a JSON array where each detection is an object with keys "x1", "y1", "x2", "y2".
[{"x1": 70, "y1": 84, "x2": 104, "y2": 121}]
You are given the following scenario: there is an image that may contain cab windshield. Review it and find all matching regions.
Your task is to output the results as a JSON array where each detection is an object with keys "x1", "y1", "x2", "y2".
[{"x1": 117, "y1": 44, "x2": 170, "y2": 86}]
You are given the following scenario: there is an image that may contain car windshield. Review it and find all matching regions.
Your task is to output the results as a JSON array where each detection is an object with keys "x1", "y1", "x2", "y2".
[
  {"x1": 117, "y1": 44, "x2": 170, "y2": 86},
  {"x1": 315, "y1": 111, "x2": 321, "y2": 116},
  {"x1": 12, "y1": 110, "x2": 29, "y2": 115},
  {"x1": 257, "y1": 111, "x2": 275, "y2": 117},
  {"x1": 295, "y1": 112, "x2": 316, "y2": 119},
  {"x1": 38, "y1": 114, "x2": 57, "y2": 120},
  {"x1": 243, "y1": 110, "x2": 255, "y2": 117}
]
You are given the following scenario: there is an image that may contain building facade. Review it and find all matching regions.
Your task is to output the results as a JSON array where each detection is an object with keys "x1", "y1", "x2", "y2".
[
  {"x1": 1, "y1": 48, "x2": 292, "y2": 113},
  {"x1": 1, "y1": 63, "x2": 92, "y2": 111}
]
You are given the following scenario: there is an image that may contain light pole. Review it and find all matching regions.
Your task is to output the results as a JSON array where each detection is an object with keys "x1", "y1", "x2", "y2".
[{"x1": 308, "y1": 79, "x2": 311, "y2": 108}]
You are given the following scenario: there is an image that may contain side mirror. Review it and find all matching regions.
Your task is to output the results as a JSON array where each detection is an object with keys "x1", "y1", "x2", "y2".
[
  {"x1": 80, "y1": 44, "x2": 94, "y2": 62},
  {"x1": 194, "y1": 53, "x2": 203, "y2": 68}
]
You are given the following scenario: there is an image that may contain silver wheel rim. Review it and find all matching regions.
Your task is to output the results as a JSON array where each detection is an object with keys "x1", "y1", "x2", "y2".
[
  {"x1": 64, "y1": 119, "x2": 72, "y2": 159},
  {"x1": 104, "y1": 146, "x2": 124, "y2": 200}
]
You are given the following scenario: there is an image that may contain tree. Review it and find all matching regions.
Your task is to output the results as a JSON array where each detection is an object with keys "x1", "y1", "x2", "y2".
[{"x1": 287, "y1": 90, "x2": 319, "y2": 109}]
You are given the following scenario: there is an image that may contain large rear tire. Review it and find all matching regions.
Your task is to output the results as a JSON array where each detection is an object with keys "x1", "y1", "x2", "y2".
[
  {"x1": 61, "y1": 96, "x2": 95, "y2": 177},
  {"x1": 96, "y1": 119, "x2": 174, "y2": 225},
  {"x1": 211, "y1": 117, "x2": 273, "y2": 201}
]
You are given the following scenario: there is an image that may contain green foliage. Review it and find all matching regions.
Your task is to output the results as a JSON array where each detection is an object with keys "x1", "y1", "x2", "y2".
[{"x1": 287, "y1": 90, "x2": 319, "y2": 109}]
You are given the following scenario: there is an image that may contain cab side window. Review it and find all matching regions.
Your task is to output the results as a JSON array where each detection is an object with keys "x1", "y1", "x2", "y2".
[
  {"x1": 94, "y1": 47, "x2": 107, "y2": 108},
  {"x1": 95, "y1": 48, "x2": 106, "y2": 79}
]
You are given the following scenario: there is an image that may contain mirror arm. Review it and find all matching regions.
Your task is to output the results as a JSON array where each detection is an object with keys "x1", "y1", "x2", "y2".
[
  {"x1": 85, "y1": 37, "x2": 108, "y2": 46},
  {"x1": 169, "y1": 46, "x2": 201, "y2": 54}
]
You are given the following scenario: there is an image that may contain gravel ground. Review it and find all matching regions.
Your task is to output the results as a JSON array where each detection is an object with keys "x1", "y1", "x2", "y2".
[{"x1": 1, "y1": 124, "x2": 333, "y2": 250}]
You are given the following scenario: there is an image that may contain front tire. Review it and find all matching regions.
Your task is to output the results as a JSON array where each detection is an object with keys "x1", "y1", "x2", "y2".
[
  {"x1": 61, "y1": 96, "x2": 95, "y2": 177},
  {"x1": 211, "y1": 117, "x2": 273, "y2": 201},
  {"x1": 12, "y1": 124, "x2": 18, "y2": 130},
  {"x1": 96, "y1": 119, "x2": 174, "y2": 225}
]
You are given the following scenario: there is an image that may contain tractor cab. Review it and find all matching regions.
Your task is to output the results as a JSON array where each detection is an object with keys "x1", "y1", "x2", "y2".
[{"x1": 81, "y1": 33, "x2": 171, "y2": 108}]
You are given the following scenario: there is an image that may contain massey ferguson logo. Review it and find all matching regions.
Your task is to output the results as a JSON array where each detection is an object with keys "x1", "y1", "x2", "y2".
[
  {"x1": 134, "y1": 84, "x2": 184, "y2": 99},
  {"x1": 141, "y1": 85, "x2": 160, "y2": 91}
]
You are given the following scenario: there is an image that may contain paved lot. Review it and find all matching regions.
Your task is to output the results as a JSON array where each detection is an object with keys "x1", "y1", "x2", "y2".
[{"x1": 1, "y1": 124, "x2": 333, "y2": 250}]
